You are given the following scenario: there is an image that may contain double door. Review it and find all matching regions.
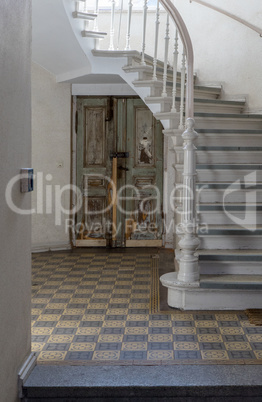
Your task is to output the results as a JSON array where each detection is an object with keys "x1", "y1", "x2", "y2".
[{"x1": 75, "y1": 96, "x2": 163, "y2": 247}]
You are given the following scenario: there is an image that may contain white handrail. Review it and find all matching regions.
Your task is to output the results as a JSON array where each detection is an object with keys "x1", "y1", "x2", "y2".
[
  {"x1": 190, "y1": 0, "x2": 262, "y2": 37},
  {"x1": 160, "y1": 0, "x2": 194, "y2": 119}
]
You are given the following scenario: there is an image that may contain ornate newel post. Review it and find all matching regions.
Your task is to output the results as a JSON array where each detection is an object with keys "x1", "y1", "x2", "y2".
[{"x1": 177, "y1": 118, "x2": 200, "y2": 283}]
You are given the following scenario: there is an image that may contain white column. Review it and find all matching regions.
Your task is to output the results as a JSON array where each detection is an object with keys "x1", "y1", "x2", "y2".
[
  {"x1": 177, "y1": 118, "x2": 200, "y2": 283},
  {"x1": 125, "y1": 0, "x2": 133, "y2": 50},
  {"x1": 109, "y1": 0, "x2": 116, "y2": 50},
  {"x1": 162, "y1": 14, "x2": 170, "y2": 97},
  {"x1": 152, "y1": 0, "x2": 160, "y2": 80},
  {"x1": 140, "y1": 0, "x2": 148, "y2": 65},
  {"x1": 179, "y1": 48, "x2": 186, "y2": 129},
  {"x1": 171, "y1": 29, "x2": 179, "y2": 113}
]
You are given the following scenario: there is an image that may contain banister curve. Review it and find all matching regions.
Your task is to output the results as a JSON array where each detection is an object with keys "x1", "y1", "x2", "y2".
[{"x1": 160, "y1": 0, "x2": 194, "y2": 120}]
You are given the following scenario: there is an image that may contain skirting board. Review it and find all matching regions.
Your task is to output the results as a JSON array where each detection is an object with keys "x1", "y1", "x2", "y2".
[
  {"x1": 32, "y1": 243, "x2": 71, "y2": 253},
  {"x1": 18, "y1": 352, "x2": 37, "y2": 398},
  {"x1": 76, "y1": 239, "x2": 107, "y2": 247},
  {"x1": 126, "y1": 240, "x2": 162, "y2": 247}
]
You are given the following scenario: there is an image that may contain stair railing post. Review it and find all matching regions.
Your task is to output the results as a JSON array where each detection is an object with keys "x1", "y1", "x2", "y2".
[
  {"x1": 117, "y1": 0, "x2": 124, "y2": 50},
  {"x1": 179, "y1": 48, "x2": 186, "y2": 129},
  {"x1": 177, "y1": 118, "x2": 200, "y2": 283},
  {"x1": 152, "y1": 0, "x2": 160, "y2": 80},
  {"x1": 140, "y1": 0, "x2": 148, "y2": 65},
  {"x1": 109, "y1": 0, "x2": 116, "y2": 50},
  {"x1": 171, "y1": 28, "x2": 178, "y2": 112},
  {"x1": 125, "y1": 0, "x2": 133, "y2": 50},
  {"x1": 93, "y1": 0, "x2": 99, "y2": 31},
  {"x1": 161, "y1": 14, "x2": 170, "y2": 97}
]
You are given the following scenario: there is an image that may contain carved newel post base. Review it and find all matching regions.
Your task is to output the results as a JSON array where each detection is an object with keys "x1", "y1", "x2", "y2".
[{"x1": 178, "y1": 233, "x2": 200, "y2": 282}]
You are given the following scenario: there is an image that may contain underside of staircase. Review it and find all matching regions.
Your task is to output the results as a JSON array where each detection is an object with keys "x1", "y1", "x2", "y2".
[{"x1": 92, "y1": 49, "x2": 262, "y2": 310}]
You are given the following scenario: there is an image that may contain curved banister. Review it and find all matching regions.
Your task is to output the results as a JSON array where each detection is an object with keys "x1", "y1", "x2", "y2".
[
  {"x1": 190, "y1": 0, "x2": 262, "y2": 37},
  {"x1": 160, "y1": 0, "x2": 194, "y2": 119}
]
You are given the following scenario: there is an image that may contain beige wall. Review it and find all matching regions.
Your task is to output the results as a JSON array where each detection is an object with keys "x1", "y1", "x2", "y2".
[
  {"x1": 31, "y1": 63, "x2": 71, "y2": 251},
  {"x1": 0, "y1": 1, "x2": 32, "y2": 401}
]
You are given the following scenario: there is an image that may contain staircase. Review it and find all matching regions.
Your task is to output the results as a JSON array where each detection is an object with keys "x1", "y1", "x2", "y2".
[{"x1": 63, "y1": 0, "x2": 262, "y2": 309}]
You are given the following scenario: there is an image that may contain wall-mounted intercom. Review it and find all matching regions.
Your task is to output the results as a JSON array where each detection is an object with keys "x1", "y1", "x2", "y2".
[{"x1": 20, "y1": 168, "x2": 34, "y2": 193}]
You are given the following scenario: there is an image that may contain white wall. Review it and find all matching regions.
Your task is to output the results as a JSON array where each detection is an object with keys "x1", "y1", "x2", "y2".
[
  {"x1": 0, "y1": 1, "x2": 32, "y2": 401},
  {"x1": 31, "y1": 62, "x2": 71, "y2": 251},
  {"x1": 175, "y1": 0, "x2": 262, "y2": 112}
]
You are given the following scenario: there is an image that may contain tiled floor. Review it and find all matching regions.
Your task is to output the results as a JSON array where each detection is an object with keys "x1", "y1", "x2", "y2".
[{"x1": 31, "y1": 251, "x2": 262, "y2": 364}]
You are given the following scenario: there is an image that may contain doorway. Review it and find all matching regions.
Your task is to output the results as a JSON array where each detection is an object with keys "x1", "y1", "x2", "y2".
[{"x1": 74, "y1": 96, "x2": 163, "y2": 248}]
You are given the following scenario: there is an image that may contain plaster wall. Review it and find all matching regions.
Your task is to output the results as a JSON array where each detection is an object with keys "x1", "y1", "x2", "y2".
[
  {"x1": 31, "y1": 63, "x2": 71, "y2": 251},
  {"x1": 0, "y1": 1, "x2": 32, "y2": 401}
]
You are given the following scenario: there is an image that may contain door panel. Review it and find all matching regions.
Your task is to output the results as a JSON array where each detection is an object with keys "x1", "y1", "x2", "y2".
[
  {"x1": 75, "y1": 97, "x2": 163, "y2": 247},
  {"x1": 125, "y1": 99, "x2": 163, "y2": 246},
  {"x1": 76, "y1": 97, "x2": 115, "y2": 246}
]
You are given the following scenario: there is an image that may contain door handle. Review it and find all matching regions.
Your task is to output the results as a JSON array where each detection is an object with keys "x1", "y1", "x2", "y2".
[{"x1": 118, "y1": 166, "x2": 129, "y2": 171}]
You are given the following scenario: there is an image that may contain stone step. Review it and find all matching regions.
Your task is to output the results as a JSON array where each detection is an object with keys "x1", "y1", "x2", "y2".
[
  {"x1": 200, "y1": 274, "x2": 262, "y2": 289},
  {"x1": 157, "y1": 112, "x2": 262, "y2": 130},
  {"x1": 198, "y1": 249, "x2": 262, "y2": 275},
  {"x1": 196, "y1": 164, "x2": 262, "y2": 182},
  {"x1": 72, "y1": 11, "x2": 97, "y2": 20},
  {"x1": 123, "y1": 64, "x2": 187, "y2": 84},
  {"x1": 82, "y1": 30, "x2": 107, "y2": 39},
  {"x1": 196, "y1": 182, "x2": 262, "y2": 203},
  {"x1": 174, "y1": 147, "x2": 262, "y2": 164},
  {"x1": 133, "y1": 79, "x2": 222, "y2": 99},
  {"x1": 145, "y1": 96, "x2": 245, "y2": 114},
  {"x1": 169, "y1": 129, "x2": 262, "y2": 147},
  {"x1": 160, "y1": 271, "x2": 262, "y2": 310},
  {"x1": 198, "y1": 225, "x2": 262, "y2": 249},
  {"x1": 197, "y1": 203, "x2": 262, "y2": 225},
  {"x1": 174, "y1": 163, "x2": 262, "y2": 182},
  {"x1": 22, "y1": 365, "x2": 262, "y2": 401}
]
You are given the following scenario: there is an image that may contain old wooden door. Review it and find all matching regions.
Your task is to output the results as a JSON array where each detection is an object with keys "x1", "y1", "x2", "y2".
[
  {"x1": 75, "y1": 96, "x2": 163, "y2": 247},
  {"x1": 76, "y1": 97, "x2": 115, "y2": 246}
]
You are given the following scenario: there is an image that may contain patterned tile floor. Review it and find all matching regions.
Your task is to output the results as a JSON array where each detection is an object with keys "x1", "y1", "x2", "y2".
[{"x1": 31, "y1": 251, "x2": 262, "y2": 365}]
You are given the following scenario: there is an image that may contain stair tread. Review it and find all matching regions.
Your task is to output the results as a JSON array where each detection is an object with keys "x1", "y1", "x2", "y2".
[
  {"x1": 196, "y1": 182, "x2": 262, "y2": 189},
  {"x1": 133, "y1": 80, "x2": 222, "y2": 92},
  {"x1": 197, "y1": 128, "x2": 262, "y2": 133},
  {"x1": 198, "y1": 249, "x2": 262, "y2": 255},
  {"x1": 195, "y1": 112, "x2": 262, "y2": 119},
  {"x1": 196, "y1": 146, "x2": 262, "y2": 151},
  {"x1": 145, "y1": 96, "x2": 245, "y2": 105},
  {"x1": 196, "y1": 164, "x2": 262, "y2": 169},
  {"x1": 198, "y1": 204, "x2": 262, "y2": 210},
  {"x1": 200, "y1": 274, "x2": 262, "y2": 289},
  {"x1": 72, "y1": 11, "x2": 97, "y2": 19}
]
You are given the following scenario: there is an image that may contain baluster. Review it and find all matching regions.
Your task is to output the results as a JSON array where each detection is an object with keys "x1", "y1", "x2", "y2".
[
  {"x1": 162, "y1": 14, "x2": 170, "y2": 98},
  {"x1": 109, "y1": 0, "x2": 116, "y2": 50},
  {"x1": 93, "y1": 0, "x2": 99, "y2": 31},
  {"x1": 152, "y1": 0, "x2": 160, "y2": 80},
  {"x1": 177, "y1": 118, "x2": 200, "y2": 283},
  {"x1": 117, "y1": 0, "x2": 124, "y2": 50},
  {"x1": 83, "y1": 0, "x2": 88, "y2": 12},
  {"x1": 171, "y1": 29, "x2": 179, "y2": 112},
  {"x1": 179, "y1": 48, "x2": 186, "y2": 129},
  {"x1": 140, "y1": 0, "x2": 148, "y2": 65},
  {"x1": 125, "y1": 0, "x2": 133, "y2": 51}
]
